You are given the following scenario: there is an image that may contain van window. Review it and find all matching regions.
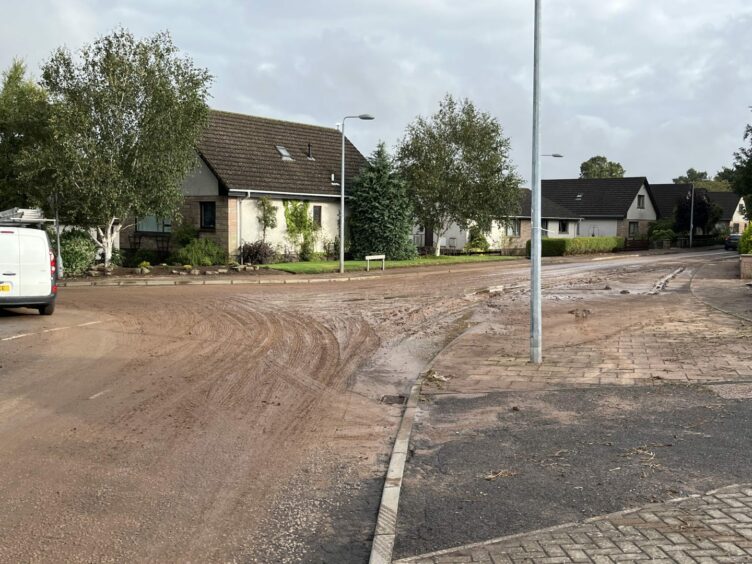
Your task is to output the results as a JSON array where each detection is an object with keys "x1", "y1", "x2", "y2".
[
  {"x1": 0, "y1": 231, "x2": 20, "y2": 263},
  {"x1": 19, "y1": 233, "x2": 47, "y2": 264}
]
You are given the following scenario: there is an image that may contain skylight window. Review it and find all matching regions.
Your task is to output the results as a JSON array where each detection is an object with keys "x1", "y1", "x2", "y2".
[
  {"x1": 575, "y1": 193, "x2": 583, "y2": 200},
  {"x1": 276, "y1": 145, "x2": 293, "y2": 161}
]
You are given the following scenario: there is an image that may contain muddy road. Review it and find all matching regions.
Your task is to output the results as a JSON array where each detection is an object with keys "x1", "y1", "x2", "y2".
[{"x1": 0, "y1": 250, "x2": 729, "y2": 562}]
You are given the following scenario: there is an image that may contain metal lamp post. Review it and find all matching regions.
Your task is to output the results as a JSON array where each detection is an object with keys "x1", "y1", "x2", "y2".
[
  {"x1": 689, "y1": 182, "x2": 695, "y2": 248},
  {"x1": 530, "y1": 0, "x2": 543, "y2": 364},
  {"x1": 340, "y1": 114, "x2": 375, "y2": 274}
]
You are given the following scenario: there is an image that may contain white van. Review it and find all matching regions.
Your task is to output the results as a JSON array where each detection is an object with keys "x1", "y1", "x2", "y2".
[{"x1": 0, "y1": 226, "x2": 58, "y2": 315}]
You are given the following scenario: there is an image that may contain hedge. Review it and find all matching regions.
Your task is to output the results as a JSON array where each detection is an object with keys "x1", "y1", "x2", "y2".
[{"x1": 526, "y1": 236, "x2": 625, "y2": 257}]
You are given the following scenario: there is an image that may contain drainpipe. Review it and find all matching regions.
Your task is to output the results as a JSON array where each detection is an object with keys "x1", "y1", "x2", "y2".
[{"x1": 237, "y1": 198, "x2": 242, "y2": 264}]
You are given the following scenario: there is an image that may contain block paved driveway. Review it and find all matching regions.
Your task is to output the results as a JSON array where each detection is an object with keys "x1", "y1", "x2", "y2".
[
  {"x1": 395, "y1": 256, "x2": 752, "y2": 563},
  {"x1": 396, "y1": 484, "x2": 752, "y2": 563}
]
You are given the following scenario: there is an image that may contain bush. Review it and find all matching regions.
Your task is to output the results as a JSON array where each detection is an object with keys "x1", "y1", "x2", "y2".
[
  {"x1": 465, "y1": 225, "x2": 490, "y2": 252},
  {"x1": 56, "y1": 229, "x2": 97, "y2": 276},
  {"x1": 240, "y1": 240, "x2": 276, "y2": 264},
  {"x1": 740, "y1": 224, "x2": 752, "y2": 254},
  {"x1": 170, "y1": 238, "x2": 227, "y2": 266},
  {"x1": 171, "y1": 223, "x2": 199, "y2": 248},
  {"x1": 299, "y1": 234, "x2": 315, "y2": 261},
  {"x1": 648, "y1": 219, "x2": 675, "y2": 239},
  {"x1": 649, "y1": 228, "x2": 676, "y2": 242},
  {"x1": 138, "y1": 260, "x2": 151, "y2": 269},
  {"x1": 125, "y1": 248, "x2": 159, "y2": 268},
  {"x1": 526, "y1": 236, "x2": 625, "y2": 257}
]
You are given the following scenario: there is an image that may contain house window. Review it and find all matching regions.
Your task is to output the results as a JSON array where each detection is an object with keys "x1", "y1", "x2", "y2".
[
  {"x1": 732, "y1": 223, "x2": 740, "y2": 234},
  {"x1": 313, "y1": 205, "x2": 322, "y2": 228},
  {"x1": 628, "y1": 221, "x2": 639, "y2": 238},
  {"x1": 505, "y1": 219, "x2": 521, "y2": 237},
  {"x1": 542, "y1": 219, "x2": 549, "y2": 236},
  {"x1": 200, "y1": 201, "x2": 216, "y2": 230},
  {"x1": 740, "y1": 204, "x2": 745, "y2": 213},
  {"x1": 136, "y1": 216, "x2": 171, "y2": 233},
  {"x1": 276, "y1": 145, "x2": 293, "y2": 161},
  {"x1": 558, "y1": 220, "x2": 569, "y2": 234},
  {"x1": 637, "y1": 195, "x2": 645, "y2": 209}
]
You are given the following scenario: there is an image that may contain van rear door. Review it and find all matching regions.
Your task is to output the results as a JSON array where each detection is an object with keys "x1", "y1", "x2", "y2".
[
  {"x1": 19, "y1": 230, "x2": 51, "y2": 297},
  {"x1": 0, "y1": 228, "x2": 20, "y2": 297}
]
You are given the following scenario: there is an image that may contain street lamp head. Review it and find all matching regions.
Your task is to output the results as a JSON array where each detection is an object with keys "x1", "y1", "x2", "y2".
[
  {"x1": 358, "y1": 114, "x2": 375, "y2": 120},
  {"x1": 551, "y1": 153, "x2": 564, "y2": 158}
]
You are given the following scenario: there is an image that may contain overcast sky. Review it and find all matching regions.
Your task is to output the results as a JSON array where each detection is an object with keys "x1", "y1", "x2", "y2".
[{"x1": 3, "y1": 0, "x2": 751, "y2": 185}]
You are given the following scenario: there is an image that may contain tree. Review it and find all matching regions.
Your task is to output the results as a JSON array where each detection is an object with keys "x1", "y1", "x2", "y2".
[
  {"x1": 732, "y1": 125, "x2": 752, "y2": 215},
  {"x1": 349, "y1": 142, "x2": 416, "y2": 260},
  {"x1": 674, "y1": 188, "x2": 722, "y2": 235},
  {"x1": 673, "y1": 167, "x2": 732, "y2": 191},
  {"x1": 23, "y1": 28, "x2": 211, "y2": 266},
  {"x1": 283, "y1": 200, "x2": 318, "y2": 260},
  {"x1": 256, "y1": 196, "x2": 278, "y2": 242},
  {"x1": 396, "y1": 94, "x2": 521, "y2": 256},
  {"x1": 579, "y1": 156, "x2": 625, "y2": 179},
  {"x1": 0, "y1": 60, "x2": 51, "y2": 208}
]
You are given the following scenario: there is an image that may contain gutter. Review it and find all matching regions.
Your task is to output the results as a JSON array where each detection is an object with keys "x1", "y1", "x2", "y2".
[{"x1": 228, "y1": 188, "x2": 345, "y2": 199}]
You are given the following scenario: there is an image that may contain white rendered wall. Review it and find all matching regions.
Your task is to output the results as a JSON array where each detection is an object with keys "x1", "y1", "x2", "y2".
[
  {"x1": 182, "y1": 159, "x2": 220, "y2": 196},
  {"x1": 626, "y1": 185, "x2": 657, "y2": 222},
  {"x1": 578, "y1": 219, "x2": 618, "y2": 237}
]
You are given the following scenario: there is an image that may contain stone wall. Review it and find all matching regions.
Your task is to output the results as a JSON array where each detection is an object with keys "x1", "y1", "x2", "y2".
[{"x1": 741, "y1": 254, "x2": 752, "y2": 279}]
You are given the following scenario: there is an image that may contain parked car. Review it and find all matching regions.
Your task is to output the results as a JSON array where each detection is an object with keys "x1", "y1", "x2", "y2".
[
  {"x1": 724, "y1": 233, "x2": 741, "y2": 251},
  {"x1": 0, "y1": 226, "x2": 58, "y2": 315}
]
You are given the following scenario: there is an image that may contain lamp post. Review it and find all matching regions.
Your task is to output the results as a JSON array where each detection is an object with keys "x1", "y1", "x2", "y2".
[
  {"x1": 530, "y1": 0, "x2": 543, "y2": 364},
  {"x1": 689, "y1": 182, "x2": 695, "y2": 248},
  {"x1": 340, "y1": 114, "x2": 375, "y2": 274}
]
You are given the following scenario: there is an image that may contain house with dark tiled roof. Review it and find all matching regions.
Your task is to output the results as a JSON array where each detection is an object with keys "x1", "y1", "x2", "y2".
[
  {"x1": 709, "y1": 191, "x2": 748, "y2": 234},
  {"x1": 542, "y1": 177, "x2": 657, "y2": 239},
  {"x1": 122, "y1": 109, "x2": 368, "y2": 257},
  {"x1": 649, "y1": 183, "x2": 692, "y2": 220},
  {"x1": 414, "y1": 188, "x2": 581, "y2": 253}
]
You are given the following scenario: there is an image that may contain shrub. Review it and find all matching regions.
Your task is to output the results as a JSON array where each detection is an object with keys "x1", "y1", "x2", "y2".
[
  {"x1": 526, "y1": 236, "x2": 624, "y2": 257},
  {"x1": 171, "y1": 223, "x2": 199, "y2": 248},
  {"x1": 240, "y1": 240, "x2": 276, "y2": 264},
  {"x1": 56, "y1": 229, "x2": 97, "y2": 276},
  {"x1": 138, "y1": 260, "x2": 151, "y2": 269},
  {"x1": 648, "y1": 219, "x2": 675, "y2": 238},
  {"x1": 125, "y1": 248, "x2": 159, "y2": 268},
  {"x1": 649, "y1": 228, "x2": 676, "y2": 242},
  {"x1": 299, "y1": 234, "x2": 315, "y2": 261},
  {"x1": 465, "y1": 225, "x2": 490, "y2": 252},
  {"x1": 740, "y1": 224, "x2": 752, "y2": 254},
  {"x1": 170, "y1": 238, "x2": 227, "y2": 266}
]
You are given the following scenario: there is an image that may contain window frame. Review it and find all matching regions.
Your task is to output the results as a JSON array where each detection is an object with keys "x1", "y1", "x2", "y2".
[
  {"x1": 628, "y1": 221, "x2": 639, "y2": 238},
  {"x1": 637, "y1": 195, "x2": 645, "y2": 209},
  {"x1": 200, "y1": 201, "x2": 217, "y2": 231},
  {"x1": 135, "y1": 216, "x2": 172, "y2": 234},
  {"x1": 505, "y1": 218, "x2": 521, "y2": 238},
  {"x1": 558, "y1": 220, "x2": 569, "y2": 234},
  {"x1": 312, "y1": 205, "x2": 322, "y2": 229}
]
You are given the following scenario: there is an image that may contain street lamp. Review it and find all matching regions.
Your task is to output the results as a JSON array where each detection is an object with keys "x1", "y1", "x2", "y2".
[
  {"x1": 530, "y1": 0, "x2": 543, "y2": 364},
  {"x1": 340, "y1": 114, "x2": 375, "y2": 274},
  {"x1": 542, "y1": 153, "x2": 563, "y2": 158}
]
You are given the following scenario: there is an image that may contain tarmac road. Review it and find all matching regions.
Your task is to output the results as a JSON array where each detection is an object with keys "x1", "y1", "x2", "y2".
[{"x1": 0, "y1": 248, "x2": 733, "y2": 562}]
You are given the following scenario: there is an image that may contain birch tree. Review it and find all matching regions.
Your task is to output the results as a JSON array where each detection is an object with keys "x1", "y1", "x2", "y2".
[
  {"x1": 26, "y1": 28, "x2": 211, "y2": 265},
  {"x1": 396, "y1": 95, "x2": 521, "y2": 256}
]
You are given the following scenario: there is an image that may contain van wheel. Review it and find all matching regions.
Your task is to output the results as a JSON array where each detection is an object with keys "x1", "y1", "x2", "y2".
[{"x1": 38, "y1": 303, "x2": 55, "y2": 316}]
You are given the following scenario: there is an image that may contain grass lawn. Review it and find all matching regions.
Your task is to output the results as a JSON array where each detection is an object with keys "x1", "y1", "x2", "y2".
[{"x1": 263, "y1": 254, "x2": 520, "y2": 275}]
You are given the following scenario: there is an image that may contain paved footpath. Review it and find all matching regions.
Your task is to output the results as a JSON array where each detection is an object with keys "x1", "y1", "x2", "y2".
[{"x1": 395, "y1": 484, "x2": 752, "y2": 563}]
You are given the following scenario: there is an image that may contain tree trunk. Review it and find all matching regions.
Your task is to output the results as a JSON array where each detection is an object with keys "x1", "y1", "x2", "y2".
[
  {"x1": 93, "y1": 218, "x2": 121, "y2": 268},
  {"x1": 434, "y1": 242, "x2": 441, "y2": 256}
]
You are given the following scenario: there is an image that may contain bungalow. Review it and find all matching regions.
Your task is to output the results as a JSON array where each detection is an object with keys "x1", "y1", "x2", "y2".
[
  {"x1": 121, "y1": 110, "x2": 368, "y2": 258},
  {"x1": 709, "y1": 192, "x2": 748, "y2": 234},
  {"x1": 542, "y1": 177, "x2": 657, "y2": 239},
  {"x1": 412, "y1": 188, "x2": 580, "y2": 253}
]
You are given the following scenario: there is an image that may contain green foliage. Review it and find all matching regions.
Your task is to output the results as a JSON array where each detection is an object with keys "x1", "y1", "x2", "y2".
[
  {"x1": 674, "y1": 188, "x2": 722, "y2": 234},
  {"x1": 56, "y1": 228, "x2": 97, "y2": 276},
  {"x1": 526, "y1": 236, "x2": 625, "y2": 257},
  {"x1": 110, "y1": 248, "x2": 123, "y2": 267},
  {"x1": 349, "y1": 142, "x2": 417, "y2": 260},
  {"x1": 125, "y1": 248, "x2": 158, "y2": 267},
  {"x1": 256, "y1": 196, "x2": 278, "y2": 241},
  {"x1": 740, "y1": 224, "x2": 752, "y2": 255},
  {"x1": 171, "y1": 223, "x2": 199, "y2": 247},
  {"x1": 465, "y1": 225, "x2": 490, "y2": 252},
  {"x1": 21, "y1": 28, "x2": 211, "y2": 266},
  {"x1": 283, "y1": 200, "x2": 318, "y2": 260},
  {"x1": 396, "y1": 94, "x2": 522, "y2": 255},
  {"x1": 138, "y1": 260, "x2": 151, "y2": 269},
  {"x1": 170, "y1": 237, "x2": 226, "y2": 266},
  {"x1": 240, "y1": 240, "x2": 276, "y2": 264},
  {"x1": 0, "y1": 60, "x2": 51, "y2": 208},
  {"x1": 732, "y1": 125, "x2": 752, "y2": 215},
  {"x1": 672, "y1": 168, "x2": 732, "y2": 191},
  {"x1": 648, "y1": 219, "x2": 675, "y2": 238},
  {"x1": 579, "y1": 156, "x2": 625, "y2": 179},
  {"x1": 649, "y1": 228, "x2": 676, "y2": 242}
]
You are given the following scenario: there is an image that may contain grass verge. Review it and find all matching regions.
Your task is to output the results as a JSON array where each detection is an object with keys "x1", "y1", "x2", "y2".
[{"x1": 264, "y1": 254, "x2": 520, "y2": 275}]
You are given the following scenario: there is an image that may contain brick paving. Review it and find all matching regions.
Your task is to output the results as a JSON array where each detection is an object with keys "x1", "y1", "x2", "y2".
[{"x1": 395, "y1": 485, "x2": 752, "y2": 563}]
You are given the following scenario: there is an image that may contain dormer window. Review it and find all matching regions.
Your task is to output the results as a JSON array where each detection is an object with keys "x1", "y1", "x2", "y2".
[{"x1": 276, "y1": 145, "x2": 293, "y2": 161}]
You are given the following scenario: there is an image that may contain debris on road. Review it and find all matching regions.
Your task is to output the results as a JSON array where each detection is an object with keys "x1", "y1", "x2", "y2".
[{"x1": 484, "y1": 469, "x2": 517, "y2": 481}]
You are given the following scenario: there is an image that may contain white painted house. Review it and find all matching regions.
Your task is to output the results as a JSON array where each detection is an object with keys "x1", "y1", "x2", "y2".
[{"x1": 121, "y1": 110, "x2": 367, "y2": 258}]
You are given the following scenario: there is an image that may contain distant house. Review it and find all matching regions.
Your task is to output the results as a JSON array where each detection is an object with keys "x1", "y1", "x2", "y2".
[
  {"x1": 412, "y1": 188, "x2": 580, "y2": 253},
  {"x1": 542, "y1": 177, "x2": 657, "y2": 239},
  {"x1": 709, "y1": 192, "x2": 748, "y2": 234},
  {"x1": 649, "y1": 183, "x2": 692, "y2": 221},
  {"x1": 121, "y1": 110, "x2": 368, "y2": 258}
]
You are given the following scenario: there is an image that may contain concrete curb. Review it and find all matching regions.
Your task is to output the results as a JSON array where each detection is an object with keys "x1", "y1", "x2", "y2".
[
  {"x1": 393, "y1": 484, "x2": 747, "y2": 563},
  {"x1": 369, "y1": 379, "x2": 422, "y2": 564}
]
